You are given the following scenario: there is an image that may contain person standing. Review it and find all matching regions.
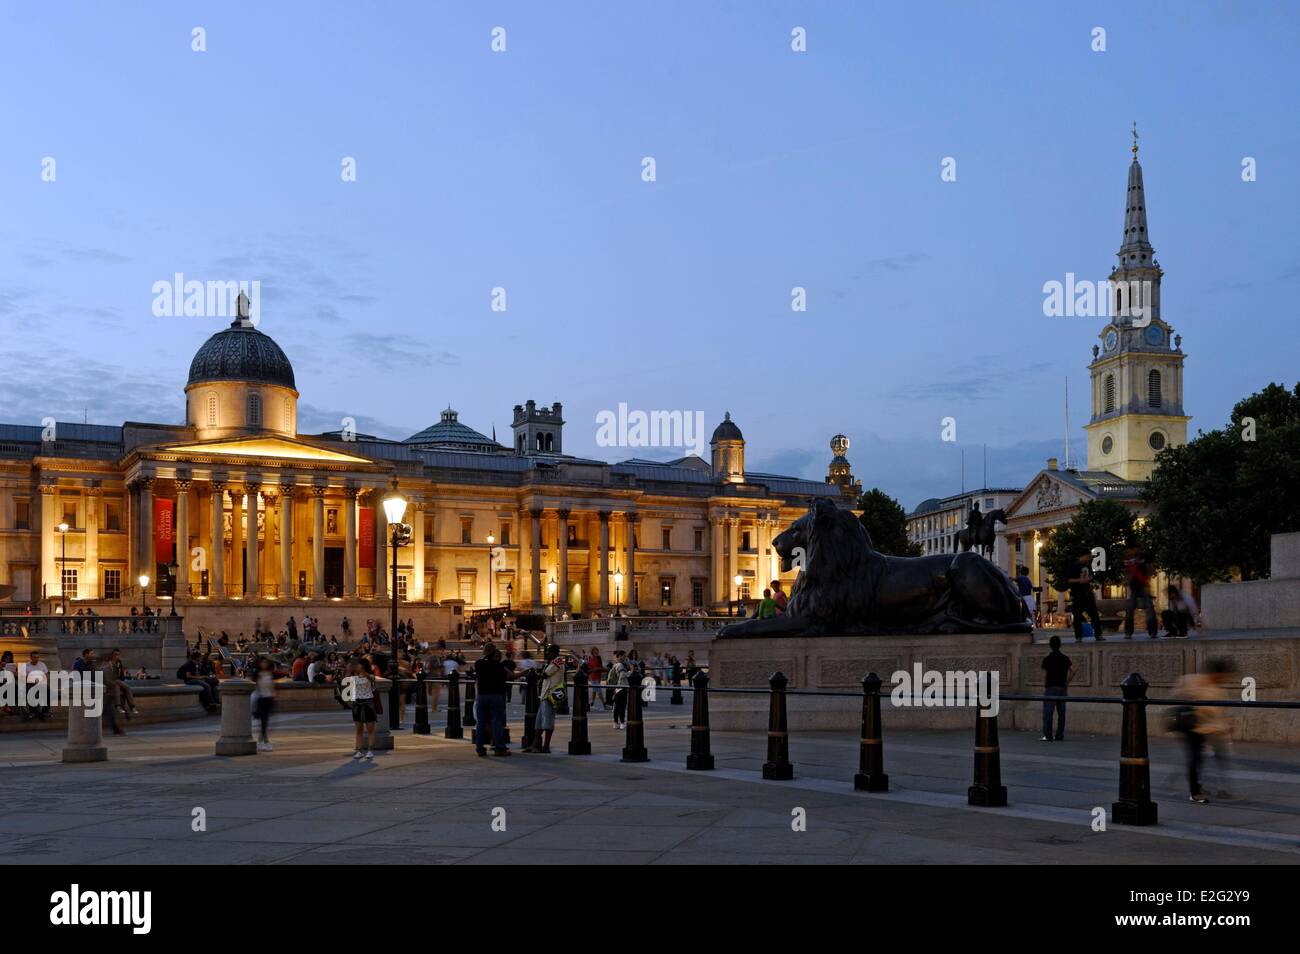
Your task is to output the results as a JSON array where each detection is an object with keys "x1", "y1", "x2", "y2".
[
  {"x1": 1066, "y1": 550, "x2": 1104, "y2": 642},
  {"x1": 1040, "y1": 635, "x2": 1073, "y2": 741},
  {"x1": 1163, "y1": 586, "x2": 1199, "y2": 638},
  {"x1": 345, "y1": 658, "x2": 377, "y2": 760},
  {"x1": 254, "y1": 656, "x2": 276, "y2": 752},
  {"x1": 771, "y1": 580, "x2": 788, "y2": 614},
  {"x1": 585, "y1": 647, "x2": 605, "y2": 709},
  {"x1": 472, "y1": 643, "x2": 510, "y2": 757},
  {"x1": 526, "y1": 645, "x2": 564, "y2": 754},
  {"x1": 756, "y1": 588, "x2": 778, "y2": 619},
  {"x1": 607, "y1": 650, "x2": 630, "y2": 730},
  {"x1": 1014, "y1": 566, "x2": 1036, "y2": 628},
  {"x1": 1123, "y1": 547, "x2": 1157, "y2": 639}
]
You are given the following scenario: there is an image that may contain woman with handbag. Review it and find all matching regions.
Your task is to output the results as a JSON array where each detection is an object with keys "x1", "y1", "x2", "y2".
[{"x1": 525, "y1": 645, "x2": 565, "y2": 753}]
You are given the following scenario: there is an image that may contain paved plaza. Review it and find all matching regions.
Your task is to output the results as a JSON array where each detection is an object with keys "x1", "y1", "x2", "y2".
[{"x1": 2, "y1": 701, "x2": 1297, "y2": 865}]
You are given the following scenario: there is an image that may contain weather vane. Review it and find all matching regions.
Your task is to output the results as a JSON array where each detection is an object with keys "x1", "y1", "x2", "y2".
[{"x1": 1132, "y1": 121, "x2": 1139, "y2": 159}]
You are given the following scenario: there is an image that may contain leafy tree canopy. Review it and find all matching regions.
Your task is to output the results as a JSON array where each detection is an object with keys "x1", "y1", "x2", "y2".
[{"x1": 856, "y1": 488, "x2": 922, "y2": 557}]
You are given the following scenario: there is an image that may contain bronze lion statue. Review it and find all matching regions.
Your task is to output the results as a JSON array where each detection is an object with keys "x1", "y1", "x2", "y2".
[{"x1": 720, "y1": 498, "x2": 1031, "y2": 637}]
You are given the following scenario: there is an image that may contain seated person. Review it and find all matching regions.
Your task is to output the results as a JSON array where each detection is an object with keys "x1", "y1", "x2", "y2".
[{"x1": 177, "y1": 652, "x2": 220, "y2": 711}]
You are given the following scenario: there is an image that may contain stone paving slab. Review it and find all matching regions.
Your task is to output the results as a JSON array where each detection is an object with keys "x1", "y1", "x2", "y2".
[{"x1": 0, "y1": 706, "x2": 1296, "y2": 864}]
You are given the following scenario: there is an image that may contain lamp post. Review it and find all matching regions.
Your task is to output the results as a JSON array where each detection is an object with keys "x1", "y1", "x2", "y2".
[
  {"x1": 486, "y1": 532, "x2": 495, "y2": 629},
  {"x1": 548, "y1": 577, "x2": 557, "y2": 622},
  {"x1": 733, "y1": 574, "x2": 743, "y2": 617},
  {"x1": 613, "y1": 570, "x2": 623, "y2": 618},
  {"x1": 382, "y1": 478, "x2": 408, "y2": 680},
  {"x1": 57, "y1": 522, "x2": 69, "y2": 616},
  {"x1": 168, "y1": 558, "x2": 180, "y2": 616},
  {"x1": 506, "y1": 581, "x2": 513, "y2": 615},
  {"x1": 138, "y1": 573, "x2": 150, "y2": 617}
]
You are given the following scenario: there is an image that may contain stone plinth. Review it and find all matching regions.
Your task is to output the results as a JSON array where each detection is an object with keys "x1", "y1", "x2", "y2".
[
  {"x1": 62, "y1": 701, "x2": 108, "y2": 763},
  {"x1": 1202, "y1": 531, "x2": 1300, "y2": 630},
  {"x1": 708, "y1": 631, "x2": 1300, "y2": 742},
  {"x1": 214, "y1": 678, "x2": 257, "y2": 756}
]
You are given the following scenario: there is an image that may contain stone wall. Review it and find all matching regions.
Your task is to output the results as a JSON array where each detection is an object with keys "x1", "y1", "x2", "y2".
[{"x1": 708, "y1": 632, "x2": 1300, "y2": 742}]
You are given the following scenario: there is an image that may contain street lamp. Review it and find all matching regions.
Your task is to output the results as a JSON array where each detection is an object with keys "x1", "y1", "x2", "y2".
[
  {"x1": 138, "y1": 573, "x2": 150, "y2": 618},
  {"x1": 613, "y1": 570, "x2": 623, "y2": 617},
  {"x1": 733, "y1": 574, "x2": 743, "y2": 617},
  {"x1": 506, "y1": 581, "x2": 513, "y2": 615},
  {"x1": 548, "y1": 576, "x2": 557, "y2": 621},
  {"x1": 168, "y1": 557, "x2": 180, "y2": 616},
  {"x1": 57, "y1": 522, "x2": 69, "y2": 617},
  {"x1": 486, "y1": 531, "x2": 495, "y2": 622},
  {"x1": 381, "y1": 478, "x2": 408, "y2": 680}
]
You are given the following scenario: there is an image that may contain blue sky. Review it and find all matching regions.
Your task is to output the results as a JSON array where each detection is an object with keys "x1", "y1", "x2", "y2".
[{"x1": 2, "y1": 1, "x2": 1297, "y2": 510}]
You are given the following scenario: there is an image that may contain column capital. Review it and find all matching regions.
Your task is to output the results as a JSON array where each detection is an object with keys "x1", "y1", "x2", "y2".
[
  {"x1": 598, "y1": 510, "x2": 611, "y2": 524},
  {"x1": 260, "y1": 489, "x2": 278, "y2": 505},
  {"x1": 210, "y1": 477, "x2": 227, "y2": 493},
  {"x1": 342, "y1": 483, "x2": 361, "y2": 499},
  {"x1": 311, "y1": 485, "x2": 328, "y2": 498},
  {"x1": 173, "y1": 478, "x2": 191, "y2": 492},
  {"x1": 138, "y1": 475, "x2": 155, "y2": 490},
  {"x1": 244, "y1": 475, "x2": 263, "y2": 492},
  {"x1": 38, "y1": 481, "x2": 57, "y2": 495},
  {"x1": 625, "y1": 511, "x2": 638, "y2": 525},
  {"x1": 279, "y1": 480, "x2": 296, "y2": 496},
  {"x1": 529, "y1": 507, "x2": 543, "y2": 519},
  {"x1": 556, "y1": 507, "x2": 571, "y2": 521},
  {"x1": 84, "y1": 483, "x2": 104, "y2": 497}
]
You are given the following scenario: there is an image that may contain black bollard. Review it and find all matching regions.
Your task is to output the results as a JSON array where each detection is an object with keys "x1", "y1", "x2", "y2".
[
  {"x1": 444, "y1": 670, "x2": 463, "y2": 740},
  {"x1": 388, "y1": 675, "x2": 402, "y2": 731},
  {"x1": 762, "y1": 671, "x2": 794, "y2": 780},
  {"x1": 413, "y1": 669, "x2": 431, "y2": 735},
  {"x1": 522, "y1": 668, "x2": 539, "y2": 749},
  {"x1": 463, "y1": 676, "x2": 477, "y2": 727},
  {"x1": 568, "y1": 666, "x2": 591, "y2": 755},
  {"x1": 686, "y1": 669, "x2": 714, "y2": 770},
  {"x1": 854, "y1": 672, "x2": 888, "y2": 792},
  {"x1": 621, "y1": 671, "x2": 649, "y2": 762},
  {"x1": 1112, "y1": 672, "x2": 1158, "y2": 825},
  {"x1": 670, "y1": 667, "x2": 684, "y2": 706},
  {"x1": 967, "y1": 705, "x2": 1007, "y2": 806}
]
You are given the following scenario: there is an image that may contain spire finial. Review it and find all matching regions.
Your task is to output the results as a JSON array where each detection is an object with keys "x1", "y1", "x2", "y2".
[{"x1": 1131, "y1": 121, "x2": 1139, "y2": 159}]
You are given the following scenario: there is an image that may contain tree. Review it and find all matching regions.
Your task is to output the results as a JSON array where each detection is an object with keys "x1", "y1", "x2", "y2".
[
  {"x1": 857, "y1": 489, "x2": 922, "y2": 556},
  {"x1": 1144, "y1": 382, "x2": 1300, "y2": 583},
  {"x1": 1039, "y1": 499, "x2": 1140, "y2": 590}
]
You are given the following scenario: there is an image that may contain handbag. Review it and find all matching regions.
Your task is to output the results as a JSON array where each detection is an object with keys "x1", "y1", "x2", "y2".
[{"x1": 1168, "y1": 705, "x2": 1196, "y2": 733}]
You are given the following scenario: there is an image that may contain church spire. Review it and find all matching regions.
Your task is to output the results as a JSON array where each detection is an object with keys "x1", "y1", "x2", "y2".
[{"x1": 1118, "y1": 122, "x2": 1154, "y2": 268}]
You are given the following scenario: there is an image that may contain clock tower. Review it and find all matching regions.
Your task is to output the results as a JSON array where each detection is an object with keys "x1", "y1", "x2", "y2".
[{"x1": 1084, "y1": 127, "x2": 1190, "y2": 482}]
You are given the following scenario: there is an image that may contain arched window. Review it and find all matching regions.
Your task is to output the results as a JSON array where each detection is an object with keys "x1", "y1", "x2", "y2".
[
  {"x1": 247, "y1": 393, "x2": 262, "y2": 426},
  {"x1": 207, "y1": 393, "x2": 218, "y2": 426},
  {"x1": 544, "y1": 433, "x2": 554, "y2": 452},
  {"x1": 1147, "y1": 369, "x2": 1162, "y2": 408},
  {"x1": 1104, "y1": 375, "x2": 1116, "y2": 414}
]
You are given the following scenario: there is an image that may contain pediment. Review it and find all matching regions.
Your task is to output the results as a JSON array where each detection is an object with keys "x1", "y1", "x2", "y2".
[{"x1": 143, "y1": 435, "x2": 375, "y2": 465}]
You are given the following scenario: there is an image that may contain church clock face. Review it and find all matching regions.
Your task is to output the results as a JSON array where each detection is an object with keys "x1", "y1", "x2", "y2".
[
  {"x1": 1144, "y1": 325, "x2": 1163, "y2": 346},
  {"x1": 1104, "y1": 329, "x2": 1118, "y2": 352}
]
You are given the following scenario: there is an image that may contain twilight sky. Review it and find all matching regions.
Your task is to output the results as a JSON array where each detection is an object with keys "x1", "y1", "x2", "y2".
[{"x1": 2, "y1": 1, "x2": 1297, "y2": 510}]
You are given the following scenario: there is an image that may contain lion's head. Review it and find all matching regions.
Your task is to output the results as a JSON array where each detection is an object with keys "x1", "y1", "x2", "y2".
[{"x1": 779, "y1": 498, "x2": 879, "y2": 624}]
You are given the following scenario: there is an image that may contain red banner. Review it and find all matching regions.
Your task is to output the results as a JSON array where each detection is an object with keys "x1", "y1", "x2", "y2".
[
  {"x1": 155, "y1": 497, "x2": 175, "y2": 565},
  {"x1": 358, "y1": 507, "x2": 375, "y2": 568}
]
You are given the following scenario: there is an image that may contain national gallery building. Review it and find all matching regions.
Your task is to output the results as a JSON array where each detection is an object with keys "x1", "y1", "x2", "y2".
[{"x1": 0, "y1": 314, "x2": 859, "y2": 631}]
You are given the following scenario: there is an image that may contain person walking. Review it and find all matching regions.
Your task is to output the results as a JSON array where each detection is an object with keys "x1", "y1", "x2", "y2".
[
  {"x1": 472, "y1": 643, "x2": 510, "y2": 757},
  {"x1": 1040, "y1": 635, "x2": 1074, "y2": 741},
  {"x1": 254, "y1": 656, "x2": 276, "y2": 752},
  {"x1": 1122, "y1": 546, "x2": 1158, "y2": 639},
  {"x1": 1175, "y1": 659, "x2": 1233, "y2": 802},
  {"x1": 345, "y1": 658, "x2": 378, "y2": 760},
  {"x1": 1066, "y1": 550, "x2": 1104, "y2": 642}
]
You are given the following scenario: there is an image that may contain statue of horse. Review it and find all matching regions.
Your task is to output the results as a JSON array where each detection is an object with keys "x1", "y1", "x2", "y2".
[{"x1": 955, "y1": 508, "x2": 1007, "y2": 558}]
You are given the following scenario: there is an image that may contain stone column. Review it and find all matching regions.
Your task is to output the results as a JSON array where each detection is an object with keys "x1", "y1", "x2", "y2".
[
  {"x1": 728, "y1": 514, "x2": 740, "y2": 605},
  {"x1": 411, "y1": 497, "x2": 425, "y2": 601},
  {"x1": 174, "y1": 478, "x2": 190, "y2": 597},
  {"x1": 245, "y1": 480, "x2": 261, "y2": 599},
  {"x1": 39, "y1": 483, "x2": 57, "y2": 604},
  {"x1": 312, "y1": 485, "x2": 326, "y2": 597},
  {"x1": 374, "y1": 491, "x2": 388, "y2": 600},
  {"x1": 140, "y1": 476, "x2": 155, "y2": 595},
  {"x1": 260, "y1": 489, "x2": 277, "y2": 599},
  {"x1": 210, "y1": 478, "x2": 226, "y2": 598},
  {"x1": 278, "y1": 482, "x2": 293, "y2": 598},
  {"x1": 344, "y1": 485, "x2": 358, "y2": 598},
  {"x1": 597, "y1": 511, "x2": 611, "y2": 610},
  {"x1": 229, "y1": 487, "x2": 243, "y2": 596},
  {"x1": 84, "y1": 485, "x2": 100, "y2": 599},
  {"x1": 711, "y1": 514, "x2": 723, "y2": 605},
  {"x1": 214, "y1": 678, "x2": 257, "y2": 756},
  {"x1": 556, "y1": 508, "x2": 570, "y2": 612},
  {"x1": 529, "y1": 507, "x2": 543, "y2": 611},
  {"x1": 625, "y1": 512, "x2": 637, "y2": 613}
]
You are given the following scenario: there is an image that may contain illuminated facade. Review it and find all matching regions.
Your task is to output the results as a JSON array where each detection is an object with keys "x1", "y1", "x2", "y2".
[{"x1": 0, "y1": 313, "x2": 860, "y2": 623}]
